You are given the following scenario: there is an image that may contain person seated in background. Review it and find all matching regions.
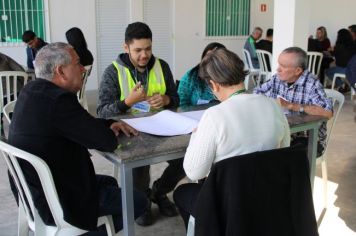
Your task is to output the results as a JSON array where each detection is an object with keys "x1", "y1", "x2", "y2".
[
  {"x1": 255, "y1": 28, "x2": 273, "y2": 72},
  {"x1": 0, "y1": 52, "x2": 27, "y2": 132},
  {"x1": 325, "y1": 28, "x2": 355, "y2": 92},
  {"x1": 0, "y1": 52, "x2": 25, "y2": 72},
  {"x1": 0, "y1": 52, "x2": 27, "y2": 96},
  {"x1": 256, "y1": 28, "x2": 273, "y2": 53},
  {"x1": 254, "y1": 47, "x2": 333, "y2": 157},
  {"x1": 177, "y1": 42, "x2": 225, "y2": 107},
  {"x1": 173, "y1": 48, "x2": 290, "y2": 229},
  {"x1": 8, "y1": 42, "x2": 147, "y2": 234},
  {"x1": 244, "y1": 27, "x2": 263, "y2": 68},
  {"x1": 66, "y1": 27, "x2": 94, "y2": 67},
  {"x1": 22, "y1": 30, "x2": 48, "y2": 70},
  {"x1": 346, "y1": 54, "x2": 356, "y2": 122},
  {"x1": 348, "y1": 24, "x2": 356, "y2": 51},
  {"x1": 346, "y1": 54, "x2": 356, "y2": 91},
  {"x1": 308, "y1": 26, "x2": 332, "y2": 53},
  {"x1": 307, "y1": 26, "x2": 333, "y2": 83}
]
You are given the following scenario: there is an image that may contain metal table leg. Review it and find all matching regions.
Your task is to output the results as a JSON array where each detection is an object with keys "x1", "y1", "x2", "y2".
[
  {"x1": 307, "y1": 126, "x2": 318, "y2": 191},
  {"x1": 120, "y1": 163, "x2": 135, "y2": 236}
]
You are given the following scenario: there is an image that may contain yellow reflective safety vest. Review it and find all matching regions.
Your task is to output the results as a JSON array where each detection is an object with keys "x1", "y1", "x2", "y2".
[{"x1": 112, "y1": 58, "x2": 166, "y2": 101}]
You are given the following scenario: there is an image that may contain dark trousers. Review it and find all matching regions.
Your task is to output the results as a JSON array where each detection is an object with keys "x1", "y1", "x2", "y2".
[
  {"x1": 290, "y1": 136, "x2": 325, "y2": 157},
  {"x1": 173, "y1": 183, "x2": 203, "y2": 229},
  {"x1": 133, "y1": 158, "x2": 186, "y2": 196},
  {"x1": 83, "y1": 175, "x2": 147, "y2": 235}
]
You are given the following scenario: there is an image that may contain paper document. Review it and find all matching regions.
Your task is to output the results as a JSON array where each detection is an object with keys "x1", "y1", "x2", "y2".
[{"x1": 122, "y1": 110, "x2": 205, "y2": 136}]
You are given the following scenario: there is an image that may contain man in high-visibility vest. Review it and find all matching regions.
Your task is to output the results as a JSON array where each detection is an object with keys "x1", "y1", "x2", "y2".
[{"x1": 98, "y1": 22, "x2": 184, "y2": 226}]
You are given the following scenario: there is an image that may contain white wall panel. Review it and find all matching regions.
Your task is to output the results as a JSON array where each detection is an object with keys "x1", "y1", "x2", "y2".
[
  {"x1": 96, "y1": 0, "x2": 129, "y2": 86},
  {"x1": 143, "y1": 0, "x2": 174, "y2": 75}
]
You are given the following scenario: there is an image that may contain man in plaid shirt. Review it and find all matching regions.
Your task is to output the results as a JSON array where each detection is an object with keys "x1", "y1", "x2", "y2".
[{"x1": 254, "y1": 47, "x2": 333, "y2": 156}]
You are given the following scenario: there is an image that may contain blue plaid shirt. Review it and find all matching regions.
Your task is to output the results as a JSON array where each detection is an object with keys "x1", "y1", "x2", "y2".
[{"x1": 254, "y1": 70, "x2": 333, "y2": 147}]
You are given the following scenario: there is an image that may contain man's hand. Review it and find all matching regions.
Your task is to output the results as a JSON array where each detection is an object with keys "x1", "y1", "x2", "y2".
[
  {"x1": 124, "y1": 82, "x2": 146, "y2": 107},
  {"x1": 110, "y1": 121, "x2": 138, "y2": 137},
  {"x1": 146, "y1": 94, "x2": 170, "y2": 109}
]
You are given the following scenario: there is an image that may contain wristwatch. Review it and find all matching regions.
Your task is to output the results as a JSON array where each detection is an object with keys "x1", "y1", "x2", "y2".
[{"x1": 299, "y1": 105, "x2": 305, "y2": 113}]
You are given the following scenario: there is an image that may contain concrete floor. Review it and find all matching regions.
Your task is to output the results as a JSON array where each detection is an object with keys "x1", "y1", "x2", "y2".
[{"x1": 0, "y1": 91, "x2": 355, "y2": 236}]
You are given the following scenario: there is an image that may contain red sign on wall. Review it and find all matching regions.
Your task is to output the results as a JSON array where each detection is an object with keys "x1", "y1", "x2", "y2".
[{"x1": 261, "y1": 4, "x2": 267, "y2": 12}]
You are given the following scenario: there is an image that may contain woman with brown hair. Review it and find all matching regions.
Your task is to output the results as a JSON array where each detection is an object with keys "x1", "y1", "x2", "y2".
[{"x1": 173, "y1": 48, "x2": 290, "y2": 229}]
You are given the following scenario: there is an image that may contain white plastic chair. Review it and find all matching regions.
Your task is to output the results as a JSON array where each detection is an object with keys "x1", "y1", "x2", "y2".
[
  {"x1": 77, "y1": 65, "x2": 92, "y2": 111},
  {"x1": 0, "y1": 71, "x2": 29, "y2": 131},
  {"x1": 307, "y1": 52, "x2": 323, "y2": 78},
  {"x1": 331, "y1": 73, "x2": 346, "y2": 91},
  {"x1": 242, "y1": 49, "x2": 260, "y2": 89},
  {"x1": 0, "y1": 140, "x2": 116, "y2": 236},
  {"x1": 256, "y1": 49, "x2": 272, "y2": 82},
  {"x1": 3, "y1": 100, "x2": 16, "y2": 124},
  {"x1": 186, "y1": 216, "x2": 195, "y2": 236},
  {"x1": 330, "y1": 73, "x2": 355, "y2": 100},
  {"x1": 319, "y1": 89, "x2": 344, "y2": 209}
]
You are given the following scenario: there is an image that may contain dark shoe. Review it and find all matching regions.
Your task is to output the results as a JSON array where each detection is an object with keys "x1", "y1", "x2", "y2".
[
  {"x1": 135, "y1": 200, "x2": 154, "y2": 226},
  {"x1": 152, "y1": 194, "x2": 178, "y2": 217},
  {"x1": 338, "y1": 86, "x2": 350, "y2": 94}
]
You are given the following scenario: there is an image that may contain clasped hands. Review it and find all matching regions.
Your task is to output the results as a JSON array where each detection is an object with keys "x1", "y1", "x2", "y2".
[
  {"x1": 124, "y1": 82, "x2": 169, "y2": 109},
  {"x1": 276, "y1": 96, "x2": 300, "y2": 112}
]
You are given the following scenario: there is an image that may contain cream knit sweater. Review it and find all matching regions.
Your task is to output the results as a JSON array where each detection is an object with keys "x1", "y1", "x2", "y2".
[{"x1": 183, "y1": 93, "x2": 290, "y2": 181}]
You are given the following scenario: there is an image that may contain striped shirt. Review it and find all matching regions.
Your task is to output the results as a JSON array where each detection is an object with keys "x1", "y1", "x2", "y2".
[{"x1": 254, "y1": 70, "x2": 333, "y2": 147}]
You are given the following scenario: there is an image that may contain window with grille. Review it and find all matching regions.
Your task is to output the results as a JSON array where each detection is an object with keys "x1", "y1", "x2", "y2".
[
  {"x1": 206, "y1": 0, "x2": 250, "y2": 37},
  {"x1": 0, "y1": 0, "x2": 46, "y2": 44}
]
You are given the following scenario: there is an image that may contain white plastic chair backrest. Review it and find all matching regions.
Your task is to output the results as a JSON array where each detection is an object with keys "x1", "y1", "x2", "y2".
[
  {"x1": 256, "y1": 49, "x2": 272, "y2": 73},
  {"x1": 331, "y1": 73, "x2": 347, "y2": 90},
  {"x1": 0, "y1": 71, "x2": 28, "y2": 108},
  {"x1": 323, "y1": 89, "x2": 344, "y2": 155},
  {"x1": 77, "y1": 65, "x2": 92, "y2": 102},
  {"x1": 242, "y1": 49, "x2": 257, "y2": 70},
  {"x1": 307, "y1": 52, "x2": 323, "y2": 77},
  {"x1": 3, "y1": 100, "x2": 16, "y2": 124},
  {"x1": 0, "y1": 140, "x2": 88, "y2": 235}
]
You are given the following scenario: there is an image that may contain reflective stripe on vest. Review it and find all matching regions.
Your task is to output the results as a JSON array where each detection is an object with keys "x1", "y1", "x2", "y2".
[{"x1": 112, "y1": 58, "x2": 166, "y2": 101}]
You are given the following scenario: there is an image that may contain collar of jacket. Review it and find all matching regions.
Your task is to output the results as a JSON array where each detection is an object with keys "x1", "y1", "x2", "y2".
[{"x1": 118, "y1": 53, "x2": 156, "y2": 71}]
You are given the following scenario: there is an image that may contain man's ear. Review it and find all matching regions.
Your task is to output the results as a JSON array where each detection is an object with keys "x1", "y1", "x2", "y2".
[
  {"x1": 124, "y1": 43, "x2": 129, "y2": 53},
  {"x1": 295, "y1": 67, "x2": 303, "y2": 76},
  {"x1": 55, "y1": 65, "x2": 66, "y2": 80}
]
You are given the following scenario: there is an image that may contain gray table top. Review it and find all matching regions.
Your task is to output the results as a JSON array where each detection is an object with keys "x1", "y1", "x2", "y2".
[{"x1": 109, "y1": 104, "x2": 326, "y2": 163}]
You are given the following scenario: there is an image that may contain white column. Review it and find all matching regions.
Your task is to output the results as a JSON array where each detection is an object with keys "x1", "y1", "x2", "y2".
[{"x1": 272, "y1": 0, "x2": 311, "y2": 71}]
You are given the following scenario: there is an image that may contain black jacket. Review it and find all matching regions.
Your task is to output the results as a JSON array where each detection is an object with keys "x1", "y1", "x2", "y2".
[
  {"x1": 8, "y1": 79, "x2": 118, "y2": 230},
  {"x1": 193, "y1": 146, "x2": 319, "y2": 236}
]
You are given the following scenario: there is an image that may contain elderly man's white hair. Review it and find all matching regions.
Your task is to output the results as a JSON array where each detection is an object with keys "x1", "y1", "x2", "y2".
[{"x1": 34, "y1": 42, "x2": 73, "y2": 80}]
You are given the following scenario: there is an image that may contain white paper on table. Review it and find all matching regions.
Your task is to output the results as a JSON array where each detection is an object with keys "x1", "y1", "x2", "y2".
[{"x1": 122, "y1": 110, "x2": 205, "y2": 136}]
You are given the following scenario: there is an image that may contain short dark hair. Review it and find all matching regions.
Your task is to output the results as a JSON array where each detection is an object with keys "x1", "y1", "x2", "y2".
[
  {"x1": 22, "y1": 30, "x2": 36, "y2": 43},
  {"x1": 282, "y1": 47, "x2": 307, "y2": 70},
  {"x1": 198, "y1": 48, "x2": 248, "y2": 86},
  {"x1": 266, "y1": 28, "x2": 273, "y2": 37},
  {"x1": 349, "y1": 24, "x2": 356, "y2": 33},
  {"x1": 125, "y1": 22, "x2": 152, "y2": 44}
]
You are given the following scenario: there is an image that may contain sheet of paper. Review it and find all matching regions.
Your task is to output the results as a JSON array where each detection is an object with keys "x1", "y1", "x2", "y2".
[
  {"x1": 122, "y1": 110, "x2": 205, "y2": 136},
  {"x1": 179, "y1": 110, "x2": 205, "y2": 121}
]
